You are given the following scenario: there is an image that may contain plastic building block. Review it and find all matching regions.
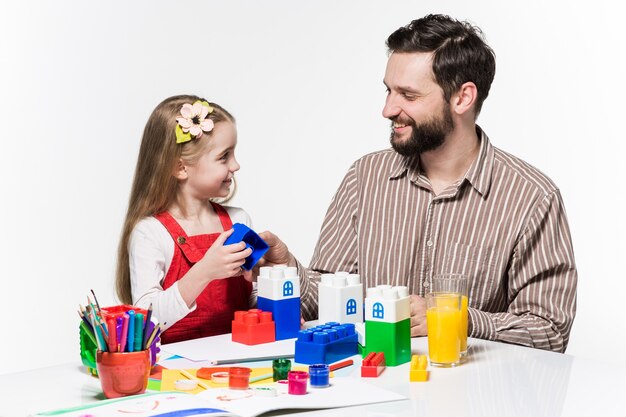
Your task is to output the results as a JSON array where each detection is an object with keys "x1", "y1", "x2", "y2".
[
  {"x1": 361, "y1": 352, "x2": 386, "y2": 377},
  {"x1": 355, "y1": 321, "x2": 365, "y2": 355},
  {"x1": 231, "y1": 309, "x2": 276, "y2": 345},
  {"x1": 294, "y1": 322, "x2": 358, "y2": 364},
  {"x1": 363, "y1": 285, "x2": 411, "y2": 366},
  {"x1": 318, "y1": 272, "x2": 364, "y2": 324},
  {"x1": 257, "y1": 266, "x2": 301, "y2": 340},
  {"x1": 364, "y1": 285, "x2": 410, "y2": 323},
  {"x1": 364, "y1": 319, "x2": 411, "y2": 366},
  {"x1": 257, "y1": 297, "x2": 301, "y2": 340},
  {"x1": 409, "y1": 355, "x2": 429, "y2": 382},
  {"x1": 224, "y1": 223, "x2": 269, "y2": 270},
  {"x1": 257, "y1": 266, "x2": 300, "y2": 300}
]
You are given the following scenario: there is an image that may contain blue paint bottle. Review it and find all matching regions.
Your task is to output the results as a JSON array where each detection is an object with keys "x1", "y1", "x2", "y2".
[{"x1": 308, "y1": 364, "x2": 330, "y2": 388}]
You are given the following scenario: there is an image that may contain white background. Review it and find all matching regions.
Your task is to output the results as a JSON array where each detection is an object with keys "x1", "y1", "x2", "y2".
[{"x1": 0, "y1": 0, "x2": 623, "y2": 374}]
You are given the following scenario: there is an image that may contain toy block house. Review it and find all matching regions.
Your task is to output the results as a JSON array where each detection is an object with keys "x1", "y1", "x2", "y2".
[
  {"x1": 318, "y1": 272, "x2": 364, "y2": 325},
  {"x1": 257, "y1": 265, "x2": 301, "y2": 340},
  {"x1": 364, "y1": 285, "x2": 411, "y2": 366}
]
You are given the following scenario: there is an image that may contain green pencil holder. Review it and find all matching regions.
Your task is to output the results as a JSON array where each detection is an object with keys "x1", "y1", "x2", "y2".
[{"x1": 79, "y1": 323, "x2": 98, "y2": 376}]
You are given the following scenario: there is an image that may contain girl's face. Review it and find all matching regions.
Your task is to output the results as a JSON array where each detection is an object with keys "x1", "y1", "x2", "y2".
[{"x1": 183, "y1": 121, "x2": 240, "y2": 200}]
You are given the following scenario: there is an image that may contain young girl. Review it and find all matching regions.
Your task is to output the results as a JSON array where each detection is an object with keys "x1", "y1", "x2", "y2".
[{"x1": 116, "y1": 94, "x2": 256, "y2": 344}]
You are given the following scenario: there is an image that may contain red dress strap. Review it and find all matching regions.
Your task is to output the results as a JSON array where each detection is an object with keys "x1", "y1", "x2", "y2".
[
  {"x1": 154, "y1": 211, "x2": 204, "y2": 263},
  {"x1": 210, "y1": 202, "x2": 233, "y2": 230}
]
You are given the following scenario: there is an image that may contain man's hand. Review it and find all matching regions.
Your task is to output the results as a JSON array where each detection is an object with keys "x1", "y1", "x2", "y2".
[
  {"x1": 410, "y1": 294, "x2": 427, "y2": 337},
  {"x1": 257, "y1": 231, "x2": 295, "y2": 267}
]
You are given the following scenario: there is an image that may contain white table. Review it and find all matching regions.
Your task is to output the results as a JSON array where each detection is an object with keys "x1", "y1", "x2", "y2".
[{"x1": 0, "y1": 337, "x2": 622, "y2": 417}]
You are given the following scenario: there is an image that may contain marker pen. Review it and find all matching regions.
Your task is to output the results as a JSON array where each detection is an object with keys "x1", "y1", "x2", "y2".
[
  {"x1": 120, "y1": 313, "x2": 129, "y2": 352},
  {"x1": 134, "y1": 313, "x2": 144, "y2": 352},
  {"x1": 127, "y1": 310, "x2": 136, "y2": 352}
]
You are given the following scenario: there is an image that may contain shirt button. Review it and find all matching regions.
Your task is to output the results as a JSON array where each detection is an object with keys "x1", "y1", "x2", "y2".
[
  {"x1": 177, "y1": 236, "x2": 186, "y2": 244},
  {"x1": 426, "y1": 240, "x2": 433, "y2": 247}
]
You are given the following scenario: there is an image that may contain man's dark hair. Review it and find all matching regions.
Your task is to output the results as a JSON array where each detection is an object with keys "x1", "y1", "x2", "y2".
[{"x1": 386, "y1": 14, "x2": 496, "y2": 116}]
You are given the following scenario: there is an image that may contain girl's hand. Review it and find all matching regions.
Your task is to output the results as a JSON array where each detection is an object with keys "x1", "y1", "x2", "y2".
[{"x1": 199, "y1": 229, "x2": 253, "y2": 281}]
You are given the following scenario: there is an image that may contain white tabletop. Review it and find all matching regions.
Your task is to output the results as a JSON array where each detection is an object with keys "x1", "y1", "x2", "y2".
[{"x1": 0, "y1": 337, "x2": 622, "y2": 417}]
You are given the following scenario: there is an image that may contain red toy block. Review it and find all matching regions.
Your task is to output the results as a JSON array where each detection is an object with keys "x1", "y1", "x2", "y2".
[
  {"x1": 361, "y1": 352, "x2": 386, "y2": 377},
  {"x1": 232, "y1": 309, "x2": 276, "y2": 345}
]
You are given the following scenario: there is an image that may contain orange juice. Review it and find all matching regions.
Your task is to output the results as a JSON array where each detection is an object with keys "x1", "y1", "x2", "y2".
[{"x1": 426, "y1": 294, "x2": 461, "y2": 367}]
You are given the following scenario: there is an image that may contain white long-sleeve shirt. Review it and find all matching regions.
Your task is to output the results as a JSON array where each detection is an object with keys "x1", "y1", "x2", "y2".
[{"x1": 129, "y1": 206, "x2": 252, "y2": 330}]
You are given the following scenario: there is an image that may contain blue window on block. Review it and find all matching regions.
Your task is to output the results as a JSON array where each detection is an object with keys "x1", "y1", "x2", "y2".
[
  {"x1": 373, "y1": 302, "x2": 384, "y2": 319},
  {"x1": 283, "y1": 281, "x2": 294, "y2": 297},
  {"x1": 346, "y1": 299, "x2": 357, "y2": 315}
]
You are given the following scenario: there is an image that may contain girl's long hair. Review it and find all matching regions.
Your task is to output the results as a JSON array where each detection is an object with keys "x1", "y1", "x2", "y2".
[{"x1": 115, "y1": 95, "x2": 234, "y2": 304}]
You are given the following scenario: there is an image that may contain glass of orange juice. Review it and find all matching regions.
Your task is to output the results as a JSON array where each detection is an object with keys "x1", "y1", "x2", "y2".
[
  {"x1": 426, "y1": 292, "x2": 462, "y2": 367},
  {"x1": 432, "y1": 274, "x2": 468, "y2": 359}
]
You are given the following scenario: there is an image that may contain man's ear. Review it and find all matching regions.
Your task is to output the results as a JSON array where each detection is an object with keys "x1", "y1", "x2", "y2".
[
  {"x1": 452, "y1": 81, "x2": 478, "y2": 116},
  {"x1": 173, "y1": 158, "x2": 188, "y2": 180}
]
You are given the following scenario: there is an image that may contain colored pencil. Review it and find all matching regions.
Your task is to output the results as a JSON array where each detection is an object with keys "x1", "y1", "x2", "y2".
[
  {"x1": 142, "y1": 303, "x2": 153, "y2": 350},
  {"x1": 145, "y1": 325, "x2": 161, "y2": 349},
  {"x1": 249, "y1": 372, "x2": 274, "y2": 383},
  {"x1": 329, "y1": 359, "x2": 354, "y2": 372},
  {"x1": 179, "y1": 369, "x2": 209, "y2": 390},
  {"x1": 90, "y1": 289, "x2": 102, "y2": 313}
]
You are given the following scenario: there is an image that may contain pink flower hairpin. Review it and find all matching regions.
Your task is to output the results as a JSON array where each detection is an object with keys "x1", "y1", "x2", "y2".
[{"x1": 175, "y1": 100, "x2": 214, "y2": 144}]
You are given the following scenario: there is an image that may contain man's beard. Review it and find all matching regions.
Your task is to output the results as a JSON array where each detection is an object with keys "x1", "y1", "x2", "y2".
[{"x1": 390, "y1": 105, "x2": 454, "y2": 156}]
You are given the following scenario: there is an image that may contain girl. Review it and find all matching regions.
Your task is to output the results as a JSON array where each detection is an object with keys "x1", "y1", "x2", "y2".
[{"x1": 116, "y1": 94, "x2": 256, "y2": 344}]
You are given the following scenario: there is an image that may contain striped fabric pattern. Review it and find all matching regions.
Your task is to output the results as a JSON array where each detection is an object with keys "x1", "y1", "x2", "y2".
[{"x1": 299, "y1": 127, "x2": 577, "y2": 352}]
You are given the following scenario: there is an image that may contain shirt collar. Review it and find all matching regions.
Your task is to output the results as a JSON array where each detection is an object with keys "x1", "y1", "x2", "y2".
[{"x1": 388, "y1": 125, "x2": 495, "y2": 198}]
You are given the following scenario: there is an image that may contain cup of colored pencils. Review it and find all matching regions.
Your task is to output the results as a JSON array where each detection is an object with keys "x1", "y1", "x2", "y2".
[{"x1": 78, "y1": 292, "x2": 161, "y2": 398}]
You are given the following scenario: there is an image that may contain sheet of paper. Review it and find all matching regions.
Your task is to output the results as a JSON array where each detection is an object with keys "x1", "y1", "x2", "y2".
[
  {"x1": 160, "y1": 366, "x2": 309, "y2": 394},
  {"x1": 196, "y1": 377, "x2": 406, "y2": 417},
  {"x1": 160, "y1": 333, "x2": 296, "y2": 363},
  {"x1": 33, "y1": 392, "x2": 234, "y2": 416}
]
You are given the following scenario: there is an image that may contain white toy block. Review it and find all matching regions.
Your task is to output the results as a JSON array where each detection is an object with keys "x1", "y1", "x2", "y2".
[
  {"x1": 355, "y1": 321, "x2": 366, "y2": 346},
  {"x1": 318, "y1": 272, "x2": 364, "y2": 324},
  {"x1": 257, "y1": 265, "x2": 300, "y2": 300},
  {"x1": 364, "y1": 285, "x2": 410, "y2": 323}
]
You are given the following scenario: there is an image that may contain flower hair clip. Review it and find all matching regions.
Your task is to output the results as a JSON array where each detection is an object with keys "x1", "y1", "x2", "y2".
[{"x1": 175, "y1": 100, "x2": 215, "y2": 144}]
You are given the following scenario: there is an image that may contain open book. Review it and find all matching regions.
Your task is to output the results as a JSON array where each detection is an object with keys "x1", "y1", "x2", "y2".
[{"x1": 33, "y1": 377, "x2": 406, "y2": 417}]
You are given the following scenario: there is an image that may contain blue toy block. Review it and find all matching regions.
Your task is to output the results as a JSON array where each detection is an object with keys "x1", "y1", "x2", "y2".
[
  {"x1": 224, "y1": 223, "x2": 269, "y2": 270},
  {"x1": 294, "y1": 322, "x2": 358, "y2": 365},
  {"x1": 257, "y1": 297, "x2": 301, "y2": 340}
]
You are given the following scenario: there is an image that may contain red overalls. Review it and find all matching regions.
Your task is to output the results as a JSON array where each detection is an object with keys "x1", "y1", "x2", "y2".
[{"x1": 155, "y1": 203, "x2": 252, "y2": 344}]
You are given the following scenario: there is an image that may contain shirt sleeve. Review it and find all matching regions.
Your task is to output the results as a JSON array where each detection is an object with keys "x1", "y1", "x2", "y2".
[
  {"x1": 129, "y1": 219, "x2": 195, "y2": 331},
  {"x1": 468, "y1": 190, "x2": 578, "y2": 352},
  {"x1": 300, "y1": 163, "x2": 360, "y2": 321}
]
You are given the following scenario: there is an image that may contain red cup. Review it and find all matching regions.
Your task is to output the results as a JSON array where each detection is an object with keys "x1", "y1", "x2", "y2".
[{"x1": 96, "y1": 350, "x2": 150, "y2": 398}]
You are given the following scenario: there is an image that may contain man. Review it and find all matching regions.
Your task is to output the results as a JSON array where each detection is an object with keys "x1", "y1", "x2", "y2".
[{"x1": 261, "y1": 14, "x2": 577, "y2": 353}]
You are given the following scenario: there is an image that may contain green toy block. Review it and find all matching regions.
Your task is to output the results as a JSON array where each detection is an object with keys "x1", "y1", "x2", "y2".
[{"x1": 364, "y1": 318, "x2": 411, "y2": 366}]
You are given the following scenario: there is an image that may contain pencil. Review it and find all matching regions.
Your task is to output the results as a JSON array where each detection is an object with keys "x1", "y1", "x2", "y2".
[
  {"x1": 145, "y1": 325, "x2": 161, "y2": 349},
  {"x1": 249, "y1": 372, "x2": 274, "y2": 383},
  {"x1": 329, "y1": 359, "x2": 354, "y2": 372},
  {"x1": 179, "y1": 369, "x2": 210, "y2": 390},
  {"x1": 90, "y1": 289, "x2": 102, "y2": 313},
  {"x1": 142, "y1": 303, "x2": 153, "y2": 350}
]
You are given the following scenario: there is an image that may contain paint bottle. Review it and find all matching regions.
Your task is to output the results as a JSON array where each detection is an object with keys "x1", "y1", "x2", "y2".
[
  {"x1": 228, "y1": 367, "x2": 251, "y2": 390},
  {"x1": 287, "y1": 370, "x2": 308, "y2": 395},
  {"x1": 272, "y1": 358, "x2": 292, "y2": 381},
  {"x1": 308, "y1": 364, "x2": 330, "y2": 388}
]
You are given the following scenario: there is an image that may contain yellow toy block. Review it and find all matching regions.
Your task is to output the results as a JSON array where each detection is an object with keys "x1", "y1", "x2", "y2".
[{"x1": 409, "y1": 354, "x2": 428, "y2": 382}]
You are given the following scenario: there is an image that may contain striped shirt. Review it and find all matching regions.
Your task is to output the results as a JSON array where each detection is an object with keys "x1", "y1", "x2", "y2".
[{"x1": 299, "y1": 127, "x2": 577, "y2": 352}]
